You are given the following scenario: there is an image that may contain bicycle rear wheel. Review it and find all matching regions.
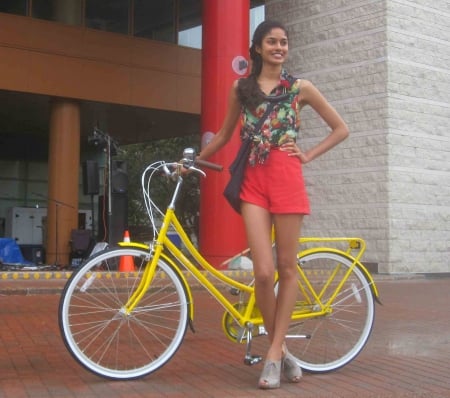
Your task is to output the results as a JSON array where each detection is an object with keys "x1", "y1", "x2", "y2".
[
  {"x1": 286, "y1": 251, "x2": 375, "y2": 373},
  {"x1": 58, "y1": 246, "x2": 189, "y2": 380}
]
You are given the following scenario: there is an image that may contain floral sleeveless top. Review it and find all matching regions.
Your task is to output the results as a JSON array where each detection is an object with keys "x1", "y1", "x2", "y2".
[{"x1": 240, "y1": 69, "x2": 301, "y2": 166}]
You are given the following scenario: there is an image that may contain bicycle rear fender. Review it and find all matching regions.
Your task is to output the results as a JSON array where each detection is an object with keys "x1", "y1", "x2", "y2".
[
  {"x1": 118, "y1": 241, "x2": 196, "y2": 326},
  {"x1": 299, "y1": 247, "x2": 381, "y2": 304}
]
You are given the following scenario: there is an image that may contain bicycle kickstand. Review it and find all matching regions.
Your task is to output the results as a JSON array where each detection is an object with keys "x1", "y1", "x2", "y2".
[{"x1": 243, "y1": 323, "x2": 263, "y2": 366}]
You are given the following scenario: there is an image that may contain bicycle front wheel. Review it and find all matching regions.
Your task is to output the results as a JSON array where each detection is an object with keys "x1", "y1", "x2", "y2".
[
  {"x1": 286, "y1": 251, "x2": 375, "y2": 373},
  {"x1": 58, "y1": 246, "x2": 190, "y2": 380}
]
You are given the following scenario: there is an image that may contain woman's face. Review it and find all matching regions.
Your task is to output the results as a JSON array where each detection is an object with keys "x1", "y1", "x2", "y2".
[{"x1": 256, "y1": 28, "x2": 289, "y2": 65}]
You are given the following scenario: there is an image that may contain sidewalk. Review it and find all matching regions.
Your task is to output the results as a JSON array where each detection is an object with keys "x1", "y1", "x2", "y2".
[{"x1": 0, "y1": 273, "x2": 449, "y2": 397}]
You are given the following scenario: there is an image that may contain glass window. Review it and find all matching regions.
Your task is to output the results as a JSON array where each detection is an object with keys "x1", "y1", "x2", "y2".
[
  {"x1": 178, "y1": 0, "x2": 265, "y2": 50},
  {"x1": 32, "y1": 0, "x2": 83, "y2": 26},
  {"x1": 0, "y1": 0, "x2": 28, "y2": 15},
  {"x1": 250, "y1": 4, "x2": 265, "y2": 40},
  {"x1": 32, "y1": 0, "x2": 52, "y2": 21},
  {"x1": 178, "y1": 0, "x2": 201, "y2": 48},
  {"x1": 86, "y1": 0, "x2": 129, "y2": 34},
  {"x1": 178, "y1": 24, "x2": 201, "y2": 49},
  {"x1": 134, "y1": 0, "x2": 175, "y2": 43}
]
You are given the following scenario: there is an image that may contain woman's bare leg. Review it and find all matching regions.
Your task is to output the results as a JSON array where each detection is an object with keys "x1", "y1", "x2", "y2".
[
  {"x1": 241, "y1": 203, "x2": 277, "y2": 340},
  {"x1": 267, "y1": 213, "x2": 303, "y2": 360},
  {"x1": 241, "y1": 203, "x2": 303, "y2": 362}
]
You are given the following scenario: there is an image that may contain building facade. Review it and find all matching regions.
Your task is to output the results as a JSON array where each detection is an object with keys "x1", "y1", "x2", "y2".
[
  {"x1": 267, "y1": 0, "x2": 450, "y2": 273},
  {"x1": 0, "y1": 0, "x2": 448, "y2": 273},
  {"x1": 0, "y1": 1, "x2": 205, "y2": 265}
]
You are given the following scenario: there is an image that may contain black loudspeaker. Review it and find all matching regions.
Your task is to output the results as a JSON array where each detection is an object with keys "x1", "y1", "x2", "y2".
[
  {"x1": 112, "y1": 160, "x2": 128, "y2": 193},
  {"x1": 98, "y1": 194, "x2": 128, "y2": 244},
  {"x1": 82, "y1": 160, "x2": 100, "y2": 195}
]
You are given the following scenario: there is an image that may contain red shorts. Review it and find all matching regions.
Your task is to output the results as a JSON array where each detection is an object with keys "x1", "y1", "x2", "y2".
[{"x1": 240, "y1": 149, "x2": 310, "y2": 214}]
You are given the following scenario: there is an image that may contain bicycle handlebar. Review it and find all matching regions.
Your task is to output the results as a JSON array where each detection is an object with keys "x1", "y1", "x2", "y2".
[
  {"x1": 194, "y1": 158, "x2": 223, "y2": 172},
  {"x1": 159, "y1": 152, "x2": 223, "y2": 180},
  {"x1": 181, "y1": 147, "x2": 222, "y2": 172}
]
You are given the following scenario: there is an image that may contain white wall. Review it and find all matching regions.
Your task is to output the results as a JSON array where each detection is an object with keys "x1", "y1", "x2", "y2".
[
  {"x1": 267, "y1": 0, "x2": 450, "y2": 273},
  {"x1": 386, "y1": 0, "x2": 450, "y2": 273}
]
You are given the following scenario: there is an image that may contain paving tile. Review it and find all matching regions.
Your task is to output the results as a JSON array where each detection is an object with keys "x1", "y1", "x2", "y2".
[{"x1": 0, "y1": 275, "x2": 449, "y2": 397}]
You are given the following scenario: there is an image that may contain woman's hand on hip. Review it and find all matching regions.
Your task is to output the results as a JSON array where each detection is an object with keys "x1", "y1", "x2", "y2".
[{"x1": 280, "y1": 142, "x2": 309, "y2": 163}]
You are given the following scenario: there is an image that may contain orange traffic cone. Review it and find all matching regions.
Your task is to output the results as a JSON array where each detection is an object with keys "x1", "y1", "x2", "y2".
[
  {"x1": 123, "y1": 230, "x2": 131, "y2": 243},
  {"x1": 119, "y1": 230, "x2": 135, "y2": 272}
]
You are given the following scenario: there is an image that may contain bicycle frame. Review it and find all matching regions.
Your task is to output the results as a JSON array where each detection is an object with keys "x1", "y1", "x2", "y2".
[
  {"x1": 121, "y1": 208, "x2": 380, "y2": 333},
  {"x1": 122, "y1": 205, "x2": 259, "y2": 328},
  {"x1": 298, "y1": 237, "x2": 380, "y2": 302}
]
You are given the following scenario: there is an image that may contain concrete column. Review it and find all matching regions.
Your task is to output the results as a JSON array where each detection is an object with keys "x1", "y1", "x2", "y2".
[{"x1": 46, "y1": 99, "x2": 80, "y2": 266}]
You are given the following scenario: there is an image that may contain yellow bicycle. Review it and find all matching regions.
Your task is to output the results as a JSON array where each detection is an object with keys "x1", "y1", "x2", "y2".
[{"x1": 58, "y1": 148, "x2": 380, "y2": 380}]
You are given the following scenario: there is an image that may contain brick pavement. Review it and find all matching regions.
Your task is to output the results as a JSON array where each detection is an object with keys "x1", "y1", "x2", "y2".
[{"x1": 0, "y1": 273, "x2": 449, "y2": 397}]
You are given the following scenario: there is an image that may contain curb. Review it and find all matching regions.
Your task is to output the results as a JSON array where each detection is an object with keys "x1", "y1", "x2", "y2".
[{"x1": 0, "y1": 269, "x2": 256, "y2": 295}]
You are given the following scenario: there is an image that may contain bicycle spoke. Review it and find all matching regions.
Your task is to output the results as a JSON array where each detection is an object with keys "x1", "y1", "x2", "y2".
[
  {"x1": 285, "y1": 252, "x2": 375, "y2": 373},
  {"x1": 59, "y1": 247, "x2": 189, "y2": 379}
]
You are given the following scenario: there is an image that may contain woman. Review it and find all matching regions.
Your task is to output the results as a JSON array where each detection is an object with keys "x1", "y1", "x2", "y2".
[{"x1": 197, "y1": 20, "x2": 349, "y2": 389}]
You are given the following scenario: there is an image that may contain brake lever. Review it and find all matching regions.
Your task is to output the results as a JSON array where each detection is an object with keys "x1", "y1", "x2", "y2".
[
  {"x1": 186, "y1": 165, "x2": 206, "y2": 178},
  {"x1": 180, "y1": 148, "x2": 207, "y2": 178}
]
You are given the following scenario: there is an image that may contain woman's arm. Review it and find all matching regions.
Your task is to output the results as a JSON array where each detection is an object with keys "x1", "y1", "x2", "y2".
[
  {"x1": 197, "y1": 81, "x2": 242, "y2": 161},
  {"x1": 282, "y1": 79, "x2": 349, "y2": 163}
]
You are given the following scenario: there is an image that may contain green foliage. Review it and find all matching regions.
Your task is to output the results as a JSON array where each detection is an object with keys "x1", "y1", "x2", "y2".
[{"x1": 118, "y1": 135, "x2": 201, "y2": 241}]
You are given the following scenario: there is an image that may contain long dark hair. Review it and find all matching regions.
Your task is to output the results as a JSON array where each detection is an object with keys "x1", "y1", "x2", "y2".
[{"x1": 237, "y1": 20, "x2": 288, "y2": 109}]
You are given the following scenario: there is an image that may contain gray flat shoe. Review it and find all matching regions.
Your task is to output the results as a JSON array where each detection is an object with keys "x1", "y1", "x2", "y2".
[
  {"x1": 258, "y1": 360, "x2": 281, "y2": 389},
  {"x1": 283, "y1": 349, "x2": 302, "y2": 383}
]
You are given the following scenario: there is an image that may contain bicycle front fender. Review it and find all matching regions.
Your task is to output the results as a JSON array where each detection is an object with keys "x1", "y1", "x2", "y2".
[
  {"x1": 298, "y1": 247, "x2": 381, "y2": 304},
  {"x1": 118, "y1": 241, "x2": 195, "y2": 325}
]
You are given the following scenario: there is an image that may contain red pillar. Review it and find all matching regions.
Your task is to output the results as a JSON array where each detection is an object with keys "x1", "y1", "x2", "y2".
[{"x1": 200, "y1": 0, "x2": 250, "y2": 268}]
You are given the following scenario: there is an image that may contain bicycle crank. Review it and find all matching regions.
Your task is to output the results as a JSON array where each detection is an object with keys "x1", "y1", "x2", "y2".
[{"x1": 243, "y1": 322, "x2": 263, "y2": 366}]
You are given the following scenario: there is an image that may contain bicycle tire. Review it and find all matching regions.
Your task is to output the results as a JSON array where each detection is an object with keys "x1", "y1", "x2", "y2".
[
  {"x1": 58, "y1": 246, "x2": 189, "y2": 380},
  {"x1": 283, "y1": 251, "x2": 375, "y2": 373}
]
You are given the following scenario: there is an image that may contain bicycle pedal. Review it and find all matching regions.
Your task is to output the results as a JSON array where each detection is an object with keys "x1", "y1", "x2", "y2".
[
  {"x1": 257, "y1": 326, "x2": 267, "y2": 336},
  {"x1": 244, "y1": 355, "x2": 262, "y2": 366}
]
